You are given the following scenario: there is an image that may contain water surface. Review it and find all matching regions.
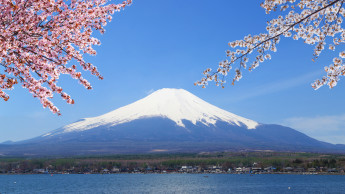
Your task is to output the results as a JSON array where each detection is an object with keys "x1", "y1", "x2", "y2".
[{"x1": 1, "y1": 174, "x2": 344, "y2": 193}]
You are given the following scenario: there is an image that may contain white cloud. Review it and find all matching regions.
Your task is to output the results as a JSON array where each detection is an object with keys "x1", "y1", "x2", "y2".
[
  {"x1": 231, "y1": 70, "x2": 323, "y2": 102},
  {"x1": 145, "y1": 89, "x2": 155, "y2": 95},
  {"x1": 282, "y1": 114, "x2": 345, "y2": 144}
]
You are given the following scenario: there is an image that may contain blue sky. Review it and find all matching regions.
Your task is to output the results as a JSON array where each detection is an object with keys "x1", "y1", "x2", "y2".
[{"x1": 1, "y1": 0, "x2": 345, "y2": 144}]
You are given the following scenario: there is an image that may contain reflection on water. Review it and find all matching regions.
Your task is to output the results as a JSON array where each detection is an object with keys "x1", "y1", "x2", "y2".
[{"x1": 1, "y1": 174, "x2": 345, "y2": 193}]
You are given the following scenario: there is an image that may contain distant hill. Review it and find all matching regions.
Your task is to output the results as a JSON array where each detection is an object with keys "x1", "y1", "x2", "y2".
[
  {"x1": 1, "y1": 140, "x2": 14, "y2": 145},
  {"x1": 0, "y1": 88, "x2": 344, "y2": 156}
]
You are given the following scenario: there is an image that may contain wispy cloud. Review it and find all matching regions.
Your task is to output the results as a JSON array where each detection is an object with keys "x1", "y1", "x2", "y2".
[
  {"x1": 282, "y1": 114, "x2": 345, "y2": 144},
  {"x1": 145, "y1": 89, "x2": 155, "y2": 95},
  {"x1": 231, "y1": 70, "x2": 323, "y2": 102}
]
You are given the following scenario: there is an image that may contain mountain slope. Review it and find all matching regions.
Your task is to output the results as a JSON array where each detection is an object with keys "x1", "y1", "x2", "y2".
[
  {"x1": 0, "y1": 88, "x2": 344, "y2": 156},
  {"x1": 45, "y1": 88, "x2": 258, "y2": 137}
]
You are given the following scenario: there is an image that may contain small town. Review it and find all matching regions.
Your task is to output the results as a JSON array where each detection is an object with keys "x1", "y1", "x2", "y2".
[
  {"x1": 1, "y1": 152, "x2": 345, "y2": 175},
  {"x1": 1, "y1": 162, "x2": 345, "y2": 175}
]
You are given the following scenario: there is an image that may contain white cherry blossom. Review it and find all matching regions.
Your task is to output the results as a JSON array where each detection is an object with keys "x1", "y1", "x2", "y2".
[{"x1": 196, "y1": 0, "x2": 345, "y2": 90}]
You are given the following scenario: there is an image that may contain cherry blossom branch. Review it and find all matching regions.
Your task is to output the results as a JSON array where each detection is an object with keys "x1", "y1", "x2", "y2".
[
  {"x1": 196, "y1": 0, "x2": 345, "y2": 90},
  {"x1": 0, "y1": 0, "x2": 132, "y2": 114}
]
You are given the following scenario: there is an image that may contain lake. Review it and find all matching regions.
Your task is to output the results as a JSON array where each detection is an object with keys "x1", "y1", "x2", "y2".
[{"x1": 1, "y1": 174, "x2": 345, "y2": 193}]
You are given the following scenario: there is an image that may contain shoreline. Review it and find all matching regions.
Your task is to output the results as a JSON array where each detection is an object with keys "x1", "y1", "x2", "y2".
[{"x1": 1, "y1": 172, "x2": 345, "y2": 176}]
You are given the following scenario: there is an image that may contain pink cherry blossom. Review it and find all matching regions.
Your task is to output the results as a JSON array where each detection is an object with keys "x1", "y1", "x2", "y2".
[{"x1": 0, "y1": 0, "x2": 132, "y2": 115}]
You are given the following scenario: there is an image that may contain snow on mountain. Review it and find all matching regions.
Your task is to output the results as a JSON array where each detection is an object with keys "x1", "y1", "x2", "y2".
[
  {"x1": 49, "y1": 88, "x2": 259, "y2": 135},
  {"x1": 6, "y1": 88, "x2": 345, "y2": 156}
]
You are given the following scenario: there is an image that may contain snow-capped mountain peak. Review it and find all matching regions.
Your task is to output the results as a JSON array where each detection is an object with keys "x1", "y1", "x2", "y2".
[
  {"x1": 14, "y1": 88, "x2": 342, "y2": 156},
  {"x1": 56, "y1": 88, "x2": 259, "y2": 134}
]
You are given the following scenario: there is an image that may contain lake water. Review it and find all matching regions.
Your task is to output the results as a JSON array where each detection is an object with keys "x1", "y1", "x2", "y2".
[{"x1": 1, "y1": 174, "x2": 345, "y2": 193}]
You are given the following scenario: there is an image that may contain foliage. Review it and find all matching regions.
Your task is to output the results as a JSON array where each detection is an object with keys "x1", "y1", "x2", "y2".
[
  {"x1": 0, "y1": 0, "x2": 131, "y2": 114},
  {"x1": 197, "y1": 0, "x2": 345, "y2": 89}
]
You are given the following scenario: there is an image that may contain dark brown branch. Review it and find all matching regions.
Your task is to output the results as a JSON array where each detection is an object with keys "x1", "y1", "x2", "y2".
[{"x1": 241, "y1": 0, "x2": 341, "y2": 61}]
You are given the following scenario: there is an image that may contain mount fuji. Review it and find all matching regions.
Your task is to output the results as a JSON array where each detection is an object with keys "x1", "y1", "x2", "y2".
[{"x1": 1, "y1": 88, "x2": 344, "y2": 156}]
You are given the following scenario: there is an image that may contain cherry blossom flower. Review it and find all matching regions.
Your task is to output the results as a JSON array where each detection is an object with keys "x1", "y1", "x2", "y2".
[
  {"x1": 196, "y1": 0, "x2": 345, "y2": 90},
  {"x1": 0, "y1": 0, "x2": 131, "y2": 115}
]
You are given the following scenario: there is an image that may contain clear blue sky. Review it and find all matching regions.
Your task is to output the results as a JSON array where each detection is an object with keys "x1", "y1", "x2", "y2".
[{"x1": 1, "y1": 0, "x2": 345, "y2": 144}]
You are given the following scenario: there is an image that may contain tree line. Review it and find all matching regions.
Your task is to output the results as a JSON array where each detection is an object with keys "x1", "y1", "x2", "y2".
[{"x1": 1, "y1": 152, "x2": 344, "y2": 173}]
